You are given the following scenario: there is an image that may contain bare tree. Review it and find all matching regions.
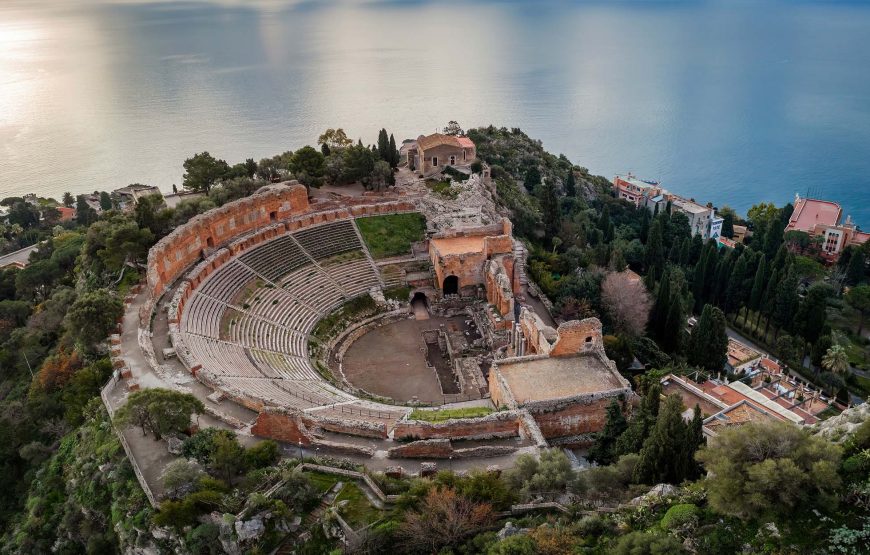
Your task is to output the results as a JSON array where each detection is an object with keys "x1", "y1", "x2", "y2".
[
  {"x1": 397, "y1": 487, "x2": 493, "y2": 553},
  {"x1": 601, "y1": 271, "x2": 652, "y2": 337}
]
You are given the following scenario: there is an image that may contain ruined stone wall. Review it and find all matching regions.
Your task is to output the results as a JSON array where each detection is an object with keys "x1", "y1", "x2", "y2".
[
  {"x1": 519, "y1": 308, "x2": 556, "y2": 355},
  {"x1": 484, "y1": 258, "x2": 515, "y2": 318},
  {"x1": 251, "y1": 407, "x2": 313, "y2": 445},
  {"x1": 527, "y1": 393, "x2": 624, "y2": 440},
  {"x1": 387, "y1": 439, "x2": 517, "y2": 459},
  {"x1": 550, "y1": 318, "x2": 604, "y2": 357},
  {"x1": 147, "y1": 182, "x2": 309, "y2": 299},
  {"x1": 392, "y1": 411, "x2": 521, "y2": 441}
]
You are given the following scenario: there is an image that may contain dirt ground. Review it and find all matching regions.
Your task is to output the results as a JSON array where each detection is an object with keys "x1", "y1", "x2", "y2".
[{"x1": 341, "y1": 315, "x2": 469, "y2": 403}]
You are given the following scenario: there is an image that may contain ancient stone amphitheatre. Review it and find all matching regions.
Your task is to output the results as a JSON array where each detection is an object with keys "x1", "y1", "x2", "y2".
[{"x1": 147, "y1": 173, "x2": 633, "y2": 462}]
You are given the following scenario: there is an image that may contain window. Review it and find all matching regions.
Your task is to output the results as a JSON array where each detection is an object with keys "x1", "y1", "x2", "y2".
[
  {"x1": 432, "y1": 156, "x2": 438, "y2": 167},
  {"x1": 585, "y1": 336, "x2": 593, "y2": 343},
  {"x1": 449, "y1": 155, "x2": 456, "y2": 165},
  {"x1": 463, "y1": 150, "x2": 467, "y2": 161}
]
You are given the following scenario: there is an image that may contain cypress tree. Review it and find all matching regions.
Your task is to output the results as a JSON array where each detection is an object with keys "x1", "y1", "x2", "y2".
[
  {"x1": 764, "y1": 218, "x2": 786, "y2": 259},
  {"x1": 587, "y1": 399, "x2": 627, "y2": 465},
  {"x1": 645, "y1": 219, "x2": 665, "y2": 282},
  {"x1": 795, "y1": 285, "x2": 828, "y2": 344},
  {"x1": 640, "y1": 209, "x2": 650, "y2": 245},
  {"x1": 565, "y1": 170, "x2": 576, "y2": 197},
  {"x1": 679, "y1": 237, "x2": 691, "y2": 267},
  {"x1": 688, "y1": 304, "x2": 728, "y2": 370},
  {"x1": 772, "y1": 243, "x2": 789, "y2": 273},
  {"x1": 615, "y1": 384, "x2": 662, "y2": 457},
  {"x1": 649, "y1": 268, "x2": 672, "y2": 337},
  {"x1": 725, "y1": 251, "x2": 751, "y2": 315},
  {"x1": 388, "y1": 133, "x2": 399, "y2": 167},
  {"x1": 761, "y1": 267, "x2": 781, "y2": 337},
  {"x1": 748, "y1": 255, "x2": 767, "y2": 331},
  {"x1": 662, "y1": 293, "x2": 686, "y2": 354},
  {"x1": 377, "y1": 128, "x2": 389, "y2": 161},
  {"x1": 846, "y1": 249, "x2": 865, "y2": 285},
  {"x1": 722, "y1": 212, "x2": 735, "y2": 238},
  {"x1": 773, "y1": 270, "x2": 800, "y2": 337},
  {"x1": 540, "y1": 182, "x2": 560, "y2": 239},
  {"x1": 634, "y1": 395, "x2": 689, "y2": 485},
  {"x1": 689, "y1": 233, "x2": 704, "y2": 266},
  {"x1": 683, "y1": 404, "x2": 705, "y2": 480}
]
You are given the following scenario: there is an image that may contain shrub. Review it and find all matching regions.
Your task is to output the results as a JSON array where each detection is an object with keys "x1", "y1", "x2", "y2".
[
  {"x1": 245, "y1": 440, "x2": 280, "y2": 469},
  {"x1": 611, "y1": 531, "x2": 686, "y2": 554},
  {"x1": 660, "y1": 503, "x2": 699, "y2": 531}
]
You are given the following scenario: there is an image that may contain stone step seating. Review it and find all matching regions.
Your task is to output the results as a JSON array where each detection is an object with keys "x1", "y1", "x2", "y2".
[
  {"x1": 181, "y1": 333, "x2": 267, "y2": 378},
  {"x1": 281, "y1": 265, "x2": 344, "y2": 310},
  {"x1": 198, "y1": 260, "x2": 258, "y2": 304},
  {"x1": 180, "y1": 294, "x2": 224, "y2": 337},
  {"x1": 241, "y1": 285, "x2": 319, "y2": 334},
  {"x1": 271, "y1": 376, "x2": 354, "y2": 405},
  {"x1": 219, "y1": 377, "x2": 320, "y2": 410},
  {"x1": 239, "y1": 234, "x2": 311, "y2": 282},
  {"x1": 248, "y1": 348, "x2": 321, "y2": 381},
  {"x1": 228, "y1": 313, "x2": 307, "y2": 355},
  {"x1": 292, "y1": 219, "x2": 361, "y2": 261},
  {"x1": 324, "y1": 258, "x2": 381, "y2": 297}
]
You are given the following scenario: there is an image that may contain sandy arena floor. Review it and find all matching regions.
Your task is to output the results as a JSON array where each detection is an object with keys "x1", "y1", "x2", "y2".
[{"x1": 341, "y1": 315, "x2": 470, "y2": 404}]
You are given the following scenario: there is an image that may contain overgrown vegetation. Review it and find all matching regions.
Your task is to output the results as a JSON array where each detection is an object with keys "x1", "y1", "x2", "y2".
[
  {"x1": 408, "y1": 406, "x2": 495, "y2": 422},
  {"x1": 356, "y1": 212, "x2": 427, "y2": 258},
  {"x1": 312, "y1": 294, "x2": 379, "y2": 340}
]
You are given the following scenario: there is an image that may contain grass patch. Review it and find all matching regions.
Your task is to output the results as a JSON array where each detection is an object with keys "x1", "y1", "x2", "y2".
[
  {"x1": 425, "y1": 179, "x2": 459, "y2": 200},
  {"x1": 319, "y1": 250, "x2": 364, "y2": 267},
  {"x1": 383, "y1": 286, "x2": 411, "y2": 302},
  {"x1": 334, "y1": 483, "x2": 383, "y2": 529},
  {"x1": 305, "y1": 471, "x2": 340, "y2": 494},
  {"x1": 356, "y1": 213, "x2": 426, "y2": 259},
  {"x1": 408, "y1": 406, "x2": 494, "y2": 422}
]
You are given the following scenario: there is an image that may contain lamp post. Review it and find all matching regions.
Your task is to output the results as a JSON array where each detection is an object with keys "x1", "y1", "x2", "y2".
[
  {"x1": 449, "y1": 455, "x2": 453, "y2": 473},
  {"x1": 298, "y1": 439, "x2": 303, "y2": 462}
]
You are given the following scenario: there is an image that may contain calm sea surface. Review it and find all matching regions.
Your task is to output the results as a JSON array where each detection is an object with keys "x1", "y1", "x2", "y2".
[{"x1": 2, "y1": 0, "x2": 869, "y2": 226}]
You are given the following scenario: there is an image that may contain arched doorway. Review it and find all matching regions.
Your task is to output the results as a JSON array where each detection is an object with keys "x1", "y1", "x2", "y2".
[
  {"x1": 442, "y1": 275, "x2": 459, "y2": 296},
  {"x1": 411, "y1": 292, "x2": 429, "y2": 320}
]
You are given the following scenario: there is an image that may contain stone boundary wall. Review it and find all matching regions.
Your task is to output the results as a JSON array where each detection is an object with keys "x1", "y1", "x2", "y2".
[
  {"x1": 295, "y1": 463, "x2": 401, "y2": 505},
  {"x1": 387, "y1": 439, "x2": 517, "y2": 459},
  {"x1": 252, "y1": 406, "x2": 390, "y2": 450},
  {"x1": 392, "y1": 410, "x2": 521, "y2": 441}
]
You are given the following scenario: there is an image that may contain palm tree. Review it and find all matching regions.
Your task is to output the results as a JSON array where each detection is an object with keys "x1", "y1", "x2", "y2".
[{"x1": 822, "y1": 344, "x2": 849, "y2": 375}]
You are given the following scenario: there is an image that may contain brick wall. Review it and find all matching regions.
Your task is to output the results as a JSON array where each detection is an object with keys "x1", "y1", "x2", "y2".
[
  {"x1": 550, "y1": 318, "x2": 604, "y2": 357},
  {"x1": 250, "y1": 407, "x2": 313, "y2": 445},
  {"x1": 528, "y1": 396, "x2": 615, "y2": 439}
]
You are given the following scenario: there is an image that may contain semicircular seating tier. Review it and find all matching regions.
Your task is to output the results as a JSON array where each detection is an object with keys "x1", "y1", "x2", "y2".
[{"x1": 169, "y1": 215, "x2": 409, "y2": 424}]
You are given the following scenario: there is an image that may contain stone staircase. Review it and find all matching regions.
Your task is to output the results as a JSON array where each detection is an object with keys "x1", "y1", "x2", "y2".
[{"x1": 513, "y1": 242, "x2": 528, "y2": 285}]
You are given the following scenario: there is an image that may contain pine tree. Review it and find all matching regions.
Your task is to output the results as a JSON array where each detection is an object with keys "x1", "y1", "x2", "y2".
[
  {"x1": 565, "y1": 170, "x2": 576, "y2": 197},
  {"x1": 688, "y1": 304, "x2": 728, "y2": 370},
  {"x1": 587, "y1": 399, "x2": 627, "y2": 465},
  {"x1": 633, "y1": 395, "x2": 689, "y2": 484},
  {"x1": 640, "y1": 209, "x2": 650, "y2": 245}
]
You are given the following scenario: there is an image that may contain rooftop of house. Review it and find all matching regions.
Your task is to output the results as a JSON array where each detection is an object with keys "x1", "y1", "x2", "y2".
[
  {"x1": 114, "y1": 184, "x2": 161, "y2": 196},
  {"x1": 670, "y1": 196, "x2": 710, "y2": 215},
  {"x1": 727, "y1": 337, "x2": 762, "y2": 367},
  {"x1": 416, "y1": 133, "x2": 475, "y2": 152},
  {"x1": 614, "y1": 175, "x2": 660, "y2": 190},
  {"x1": 703, "y1": 400, "x2": 781, "y2": 435},
  {"x1": 497, "y1": 354, "x2": 624, "y2": 404},
  {"x1": 660, "y1": 374, "x2": 728, "y2": 417},
  {"x1": 787, "y1": 197, "x2": 842, "y2": 233}
]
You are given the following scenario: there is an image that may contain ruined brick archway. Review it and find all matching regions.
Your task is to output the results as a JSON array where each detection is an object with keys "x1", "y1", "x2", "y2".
[{"x1": 442, "y1": 275, "x2": 459, "y2": 295}]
